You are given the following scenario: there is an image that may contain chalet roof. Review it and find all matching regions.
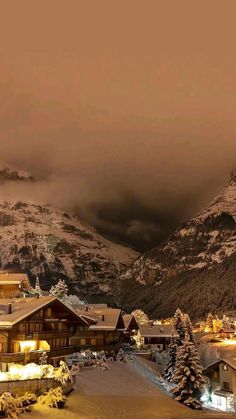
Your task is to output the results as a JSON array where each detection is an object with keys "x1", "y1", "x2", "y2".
[
  {"x1": 139, "y1": 324, "x2": 178, "y2": 338},
  {"x1": 123, "y1": 314, "x2": 139, "y2": 331},
  {"x1": 76, "y1": 307, "x2": 125, "y2": 331},
  {"x1": 204, "y1": 357, "x2": 236, "y2": 371},
  {"x1": 0, "y1": 296, "x2": 87, "y2": 328},
  {"x1": 0, "y1": 272, "x2": 31, "y2": 288}
]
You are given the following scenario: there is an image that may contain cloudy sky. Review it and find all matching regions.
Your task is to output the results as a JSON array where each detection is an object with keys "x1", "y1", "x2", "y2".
[{"x1": 0, "y1": 1, "x2": 236, "y2": 251}]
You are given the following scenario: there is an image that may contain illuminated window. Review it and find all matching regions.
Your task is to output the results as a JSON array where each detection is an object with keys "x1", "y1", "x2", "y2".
[
  {"x1": 19, "y1": 340, "x2": 37, "y2": 353},
  {"x1": 223, "y1": 364, "x2": 228, "y2": 371},
  {"x1": 39, "y1": 340, "x2": 50, "y2": 351}
]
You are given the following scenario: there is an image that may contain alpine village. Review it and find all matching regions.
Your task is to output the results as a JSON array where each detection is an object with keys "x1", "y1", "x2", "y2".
[
  {"x1": 0, "y1": 266, "x2": 235, "y2": 417},
  {"x1": 0, "y1": 170, "x2": 236, "y2": 418}
]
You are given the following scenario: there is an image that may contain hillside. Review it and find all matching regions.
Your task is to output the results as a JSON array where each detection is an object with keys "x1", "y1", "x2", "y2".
[
  {"x1": 0, "y1": 166, "x2": 138, "y2": 299},
  {"x1": 118, "y1": 170, "x2": 236, "y2": 319}
]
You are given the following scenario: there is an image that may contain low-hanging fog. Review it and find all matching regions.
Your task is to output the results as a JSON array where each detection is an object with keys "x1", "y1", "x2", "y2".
[{"x1": 0, "y1": 1, "x2": 236, "y2": 251}]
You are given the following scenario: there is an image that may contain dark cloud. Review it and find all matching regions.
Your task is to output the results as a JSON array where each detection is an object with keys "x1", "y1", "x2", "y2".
[{"x1": 0, "y1": 1, "x2": 236, "y2": 250}]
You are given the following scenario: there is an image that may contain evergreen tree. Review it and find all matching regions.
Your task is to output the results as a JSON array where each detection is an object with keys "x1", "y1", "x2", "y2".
[
  {"x1": 162, "y1": 335, "x2": 177, "y2": 382},
  {"x1": 49, "y1": 279, "x2": 68, "y2": 301},
  {"x1": 172, "y1": 334, "x2": 206, "y2": 409},
  {"x1": 173, "y1": 308, "x2": 185, "y2": 345},
  {"x1": 183, "y1": 313, "x2": 194, "y2": 342},
  {"x1": 34, "y1": 276, "x2": 43, "y2": 297},
  {"x1": 206, "y1": 313, "x2": 214, "y2": 332}
]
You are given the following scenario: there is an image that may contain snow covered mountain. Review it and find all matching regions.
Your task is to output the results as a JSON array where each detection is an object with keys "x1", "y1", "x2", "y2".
[
  {"x1": 119, "y1": 170, "x2": 236, "y2": 319},
  {"x1": 0, "y1": 166, "x2": 138, "y2": 299}
]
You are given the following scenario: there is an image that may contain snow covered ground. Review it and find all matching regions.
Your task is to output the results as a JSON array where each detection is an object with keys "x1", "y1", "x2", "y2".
[{"x1": 22, "y1": 362, "x2": 231, "y2": 419}]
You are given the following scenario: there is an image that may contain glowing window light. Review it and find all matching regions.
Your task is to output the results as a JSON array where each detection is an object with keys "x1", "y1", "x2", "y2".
[
  {"x1": 39, "y1": 340, "x2": 50, "y2": 351},
  {"x1": 19, "y1": 340, "x2": 37, "y2": 353}
]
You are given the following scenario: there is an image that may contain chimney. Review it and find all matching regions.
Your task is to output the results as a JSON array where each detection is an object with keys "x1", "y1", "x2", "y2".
[
  {"x1": 85, "y1": 306, "x2": 89, "y2": 312},
  {"x1": 8, "y1": 303, "x2": 12, "y2": 314},
  {"x1": 99, "y1": 314, "x2": 104, "y2": 321}
]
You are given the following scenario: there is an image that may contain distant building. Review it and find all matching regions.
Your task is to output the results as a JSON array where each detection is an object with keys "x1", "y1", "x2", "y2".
[
  {"x1": 204, "y1": 358, "x2": 236, "y2": 411},
  {"x1": 137, "y1": 324, "x2": 178, "y2": 350},
  {"x1": 71, "y1": 306, "x2": 125, "y2": 348},
  {"x1": 0, "y1": 272, "x2": 32, "y2": 298}
]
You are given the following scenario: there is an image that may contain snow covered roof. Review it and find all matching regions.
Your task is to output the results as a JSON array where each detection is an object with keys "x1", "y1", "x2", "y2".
[
  {"x1": 204, "y1": 357, "x2": 236, "y2": 371},
  {"x1": 76, "y1": 307, "x2": 125, "y2": 331},
  {"x1": 0, "y1": 296, "x2": 87, "y2": 328},
  {"x1": 0, "y1": 272, "x2": 31, "y2": 289},
  {"x1": 139, "y1": 324, "x2": 178, "y2": 338}
]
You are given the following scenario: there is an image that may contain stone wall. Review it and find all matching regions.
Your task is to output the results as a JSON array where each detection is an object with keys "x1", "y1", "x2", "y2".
[{"x1": 0, "y1": 378, "x2": 73, "y2": 396}]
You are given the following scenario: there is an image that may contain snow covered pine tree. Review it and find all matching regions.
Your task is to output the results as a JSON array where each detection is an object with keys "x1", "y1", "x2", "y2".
[
  {"x1": 173, "y1": 308, "x2": 185, "y2": 345},
  {"x1": 50, "y1": 279, "x2": 68, "y2": 301},
  {"x1": 162, "y1": 334, "x2": 177, "y2": 382},
  {"x1": 172, "y1": 333, "x2": 206, "y2": 409},
  {"x1": 34, "y1": 276, "x2": 43, "y2": 297}
]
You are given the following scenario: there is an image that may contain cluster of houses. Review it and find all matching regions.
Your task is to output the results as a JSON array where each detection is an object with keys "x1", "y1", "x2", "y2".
[
  {"x1": 0, "y1": 272, "x2": 177, "y2": 372},
  {"x1": 0, "y1": 272, "x2": 235, "y2": 412}
]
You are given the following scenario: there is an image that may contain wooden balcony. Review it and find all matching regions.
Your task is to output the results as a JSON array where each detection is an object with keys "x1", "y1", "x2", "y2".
[
  {"x1": 16, "y1": 331, "x2": 73, "y2": 340},
  {"x1": 0, "y1": 345, "x2": 81, "y2": 365}
]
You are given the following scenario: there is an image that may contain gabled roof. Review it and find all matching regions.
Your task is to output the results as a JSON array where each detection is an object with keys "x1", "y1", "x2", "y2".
[
  {"x1": 204, "y1": 357, "x2": 236, "y2": 371},
  {"x1": 0, "y1": 296, "x2": 87, "y2": 328},
  {"x1": 123, "y1": 314, "x2": 139, "y2": 331},
  {"x1": 76, "y1": 307, "x2": 125, "y2": 331},
  {"x1": 139, "y1": 324, "x2": 178, "y2": 338},
  {"x1": 0, "y1": 272, "x2": 31, "y2": 288}
]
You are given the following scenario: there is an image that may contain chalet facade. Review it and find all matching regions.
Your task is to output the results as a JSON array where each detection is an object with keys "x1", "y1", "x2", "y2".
[
  {"x1": 0, "y1": 273, "x2": 32, "y2": 298},
  {"x1": 204, "y1": 358, "x2": 236, "y2": 411},
  {"x1": 0, "y1": 296, "x2": 87, "y2": 370},
  {"x1": 137, "y1": 325, "x2": 178, "y2": 350},
  {"x1": 70, "y1": 306, "x2": 125, "y2": 349}
]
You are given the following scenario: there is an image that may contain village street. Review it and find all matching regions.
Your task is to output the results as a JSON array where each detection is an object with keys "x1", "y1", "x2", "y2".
[{"x1": 23, "y1": 362, "x2": 232, "y2": 419}]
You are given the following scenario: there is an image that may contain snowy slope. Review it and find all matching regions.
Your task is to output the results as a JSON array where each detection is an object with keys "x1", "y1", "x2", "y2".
[
  {"x1": 0, "y1": 166, "x2": 138, "y2": 297},
  {"x1": 119, "y1": 170, "x2": 236, "y2": 318}
]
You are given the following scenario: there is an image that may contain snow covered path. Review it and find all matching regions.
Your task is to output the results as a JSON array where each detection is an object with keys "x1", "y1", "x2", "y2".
[{"x1": 23, "y1": 362, "x2": 231, "y2": 419}]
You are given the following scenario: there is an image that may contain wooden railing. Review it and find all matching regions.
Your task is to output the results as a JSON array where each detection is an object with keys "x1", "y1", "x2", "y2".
[
  {"x1": 0, "y1": 345, "x2": 81, "y2": 364},
  {"x1": 16, "y1": 331, "x2": 73, "y2": 340}
]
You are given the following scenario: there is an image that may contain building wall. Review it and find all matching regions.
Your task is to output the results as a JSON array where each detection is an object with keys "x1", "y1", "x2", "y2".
[
  {"x1": 0, "y1": 285, "x2": 21, "y2": 298},
  {"x1": 219, "y1": 363, "x2": 236, "y2": 395}
]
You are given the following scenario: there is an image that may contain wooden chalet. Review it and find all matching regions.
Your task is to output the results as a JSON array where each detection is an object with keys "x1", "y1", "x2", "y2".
[
  {"x1": 137, "y1": 324, "x2": 178, "y2": 350},
  {"x1": 204, "y1": 358, "x2": 236, "y2": 411},
  {"x1": 0, "y1": 273, "x2": 32, "y2": 298},
  {"x1": 71, "y1": 306, "x2": 125, "y2": 349},
  {"x1": 0, "y1": 296, "x2": 87, "y2": 370}
]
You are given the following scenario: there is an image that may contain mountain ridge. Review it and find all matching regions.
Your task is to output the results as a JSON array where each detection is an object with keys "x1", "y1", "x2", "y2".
[
  {"x1": 118, "y1": 170, "x2": 236, "y2": 318},
  {"x1": 0, "y1": 165, "x2": 138, "y2": 299}
]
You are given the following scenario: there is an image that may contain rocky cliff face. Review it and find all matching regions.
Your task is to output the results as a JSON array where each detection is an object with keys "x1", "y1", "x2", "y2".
[
  {"x1": 0, "y1": 166, "x2": 138, "y2": 299},
  {"x1": 119, "y1": 171, "x2": 236, "y2": 319}
]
